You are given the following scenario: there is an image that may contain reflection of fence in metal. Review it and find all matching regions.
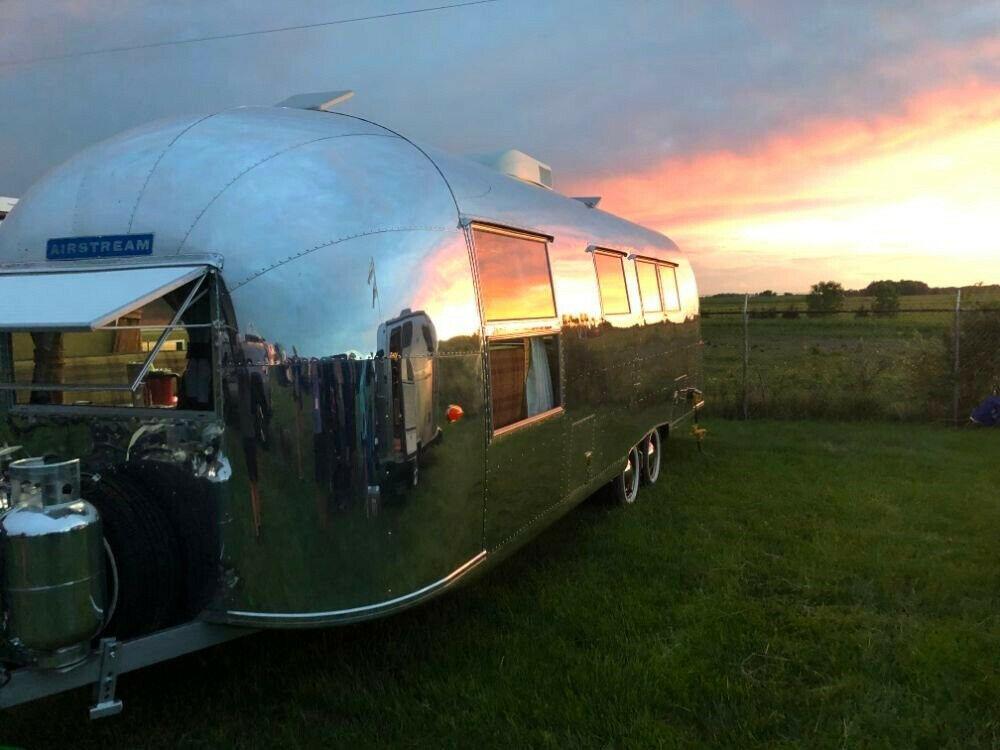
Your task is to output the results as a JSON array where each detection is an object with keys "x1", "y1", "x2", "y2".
[{"x1": 701, "y1": 290, "x2": 1000, "y2": 424}]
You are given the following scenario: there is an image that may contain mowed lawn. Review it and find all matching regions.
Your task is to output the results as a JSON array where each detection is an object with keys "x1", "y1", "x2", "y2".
[{"x1": 3, "y1": 421, "x2": 999, "y2": 749}]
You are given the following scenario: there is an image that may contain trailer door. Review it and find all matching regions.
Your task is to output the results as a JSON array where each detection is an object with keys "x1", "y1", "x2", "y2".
[{"x1": 471, "y1": 224, "x2": 567, "y2": 550}]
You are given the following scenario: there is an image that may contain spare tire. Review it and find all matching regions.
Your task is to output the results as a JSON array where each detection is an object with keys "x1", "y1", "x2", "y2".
[
  {"x1": 86, "y1": 470, "x2": 181, "y2": 638},
  {"x1": 123, "y1": 462, "x2": 220, "y2": 623}
]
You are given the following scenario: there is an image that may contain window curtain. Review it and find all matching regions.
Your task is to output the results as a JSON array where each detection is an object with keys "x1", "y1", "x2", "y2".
[{"x1": 525, "y1": 337, "x2": 554, "y2": 416}]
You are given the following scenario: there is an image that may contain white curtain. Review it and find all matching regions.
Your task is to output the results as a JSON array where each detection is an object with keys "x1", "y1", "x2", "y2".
[{"x1": 525, "y1": 337, "x2": 554, "y2": 415}]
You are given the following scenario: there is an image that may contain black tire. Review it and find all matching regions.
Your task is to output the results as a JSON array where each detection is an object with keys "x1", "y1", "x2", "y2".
[
  {"x1": 119, "y1": 472, "x2": 184, "y2": 630},
  {"x1": 86, "y1": 471, "x2": 181, "y2": 638},
  {"x1": 124, "y1": 462, "x2": 220, "y2": 623},
  {"x1": 612, "y1": 444, "x2": 642, "y2": 505},
  {"x1": 84, "y1": 480, "x2": 144, "y2": 637},
  {"x1": 642, "y1": 429, "x2": 663, "y2": 485}
]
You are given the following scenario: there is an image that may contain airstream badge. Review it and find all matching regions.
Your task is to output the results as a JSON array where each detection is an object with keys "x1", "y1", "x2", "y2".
[{"x1": 46, "y1": 233, "x2": 154, "y2": 260}]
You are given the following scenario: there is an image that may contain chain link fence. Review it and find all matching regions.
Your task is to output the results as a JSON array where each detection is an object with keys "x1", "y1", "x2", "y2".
[{"x1": 701, "y1": 290, "x2": 1000, "y2": 424}]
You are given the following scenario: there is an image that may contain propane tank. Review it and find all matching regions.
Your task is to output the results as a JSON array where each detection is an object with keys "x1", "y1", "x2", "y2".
[{"x1": 1, "y1": 458, "x2": 106, "y2": 668}]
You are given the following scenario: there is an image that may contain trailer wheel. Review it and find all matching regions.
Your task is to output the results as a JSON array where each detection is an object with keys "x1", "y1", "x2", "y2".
[
  {"x1": 86, "y1": 489, "x2": 145, "y2": 637},
  {"x1": 613, "y1": 445, "x2": 642, "y2": 505},
  {"x1": 641, "y1": 429, "x2": 662, "y2": 485},
  {"x1": 102, "y1": 538, "x2": 120, "y2": 629},
  {"x1": 86, "y1": 472, "x2": 181, "y2": 638},
  {"x1": 124, "y1": 462, "x2": 220, "y2": 623}
]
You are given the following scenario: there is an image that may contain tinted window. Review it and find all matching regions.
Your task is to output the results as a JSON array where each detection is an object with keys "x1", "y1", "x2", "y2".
[
  {"x1": 659, "y1": 266, "x2": 681, "y2": 311},
  {"x1": 594, "y1": 252, "x2": 630, "y2": 315},
  {"x1": 636, "y1": 261, "x2": 662, "y2": 313},
  {"x1": 473, "y1": 228, "x2": 556, "y2": 321}
]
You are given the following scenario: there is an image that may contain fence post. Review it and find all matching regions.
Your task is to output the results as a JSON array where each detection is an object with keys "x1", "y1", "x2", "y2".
[
  {"x1": 952, "y1": 288, "x2": 962, "y2": 427},
  {"x1": 742, "y1": 293, "x2": 750, "y2": 420}
]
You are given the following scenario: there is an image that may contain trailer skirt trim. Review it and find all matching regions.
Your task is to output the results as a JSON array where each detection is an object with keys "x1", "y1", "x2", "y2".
[{"x1": 223, "y1": 550, "x2": 488, "y2": 625}]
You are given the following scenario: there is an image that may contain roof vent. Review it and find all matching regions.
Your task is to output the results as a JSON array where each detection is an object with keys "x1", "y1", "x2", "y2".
[
  {"x1": 276, "y1": 90, "x2": 355, "y2": 112},
  {"x1": 572, "y1": 196, "x2": 601, "y2": 209},
  {"x1": 470, "y1": 149, "x2": 553, "y2": 190}
]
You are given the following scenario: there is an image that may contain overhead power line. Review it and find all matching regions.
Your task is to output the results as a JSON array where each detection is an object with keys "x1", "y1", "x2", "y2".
[{"x1": 0, "y1": 0, "x2": 499, "y2": 68}]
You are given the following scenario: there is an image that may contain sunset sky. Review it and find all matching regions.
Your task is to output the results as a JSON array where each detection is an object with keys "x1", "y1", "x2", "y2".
[
  {"x1": 1, "y1": 1, "x2": 997, "y2": 293},
  {"x1": 578, "y1": 79, "x2": 1000, "y2": 293}
]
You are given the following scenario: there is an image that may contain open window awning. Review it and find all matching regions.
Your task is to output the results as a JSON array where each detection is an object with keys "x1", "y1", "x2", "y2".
[{"x1": 0, "y1": 265, "x2": 208, "y2": 332}]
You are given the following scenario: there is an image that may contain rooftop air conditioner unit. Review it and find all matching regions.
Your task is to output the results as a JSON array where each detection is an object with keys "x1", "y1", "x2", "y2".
[{"x1": 470, "y1": 149, "x2": 553, "y2": 190}]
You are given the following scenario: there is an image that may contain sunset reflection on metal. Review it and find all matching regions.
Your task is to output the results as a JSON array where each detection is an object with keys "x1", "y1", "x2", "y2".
[
  {"x1": 472, "y1": 226, "x2": 557, "y2": 322},
  {"x1": 593, "y1": 250, "x2": 631, "y2": 315}
]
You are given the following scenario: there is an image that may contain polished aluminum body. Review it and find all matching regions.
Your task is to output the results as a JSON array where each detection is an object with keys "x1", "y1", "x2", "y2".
[
  {"x1": 0, "y1": 105, "x2": 701, "y2": 634},
  {"x1": 1, "y1": 459, "x2": 105, "y2": 667}
]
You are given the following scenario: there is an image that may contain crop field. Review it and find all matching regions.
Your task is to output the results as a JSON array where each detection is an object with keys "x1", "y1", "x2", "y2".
[
  {"x1": 3, "y1": 420, "x2": 998, "y2": 749},
  {"x1": 700, "y1": 289, "x2": 1000, "y2": 421}
]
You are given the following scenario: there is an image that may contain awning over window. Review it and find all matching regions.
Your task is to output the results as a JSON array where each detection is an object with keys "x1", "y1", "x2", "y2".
[{"x1": 0, "y1": 265, "x2": 207, "y2": 331}]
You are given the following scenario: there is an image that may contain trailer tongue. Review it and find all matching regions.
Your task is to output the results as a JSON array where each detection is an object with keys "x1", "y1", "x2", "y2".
[{"x1": 0, "y1": 622, "x2": 252, "y2": 718}]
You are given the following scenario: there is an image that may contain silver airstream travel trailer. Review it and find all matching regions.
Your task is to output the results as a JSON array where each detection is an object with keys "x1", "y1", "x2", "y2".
[{"x1": 0, "y1": 98, "x2": 703, "y2": 716}]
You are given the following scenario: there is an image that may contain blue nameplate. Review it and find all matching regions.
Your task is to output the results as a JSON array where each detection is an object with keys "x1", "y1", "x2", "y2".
[{"x1": 47, "y1": 233, "x2": 154, "y2": 261}]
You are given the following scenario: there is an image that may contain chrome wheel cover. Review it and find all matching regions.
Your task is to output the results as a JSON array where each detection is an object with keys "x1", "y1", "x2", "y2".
[
  {"x1": 621, "y1": 445, "x2": 641, "y2": 504},
  {"x1": 643, "y1": 430, "x2": 661, "y2": 484}
]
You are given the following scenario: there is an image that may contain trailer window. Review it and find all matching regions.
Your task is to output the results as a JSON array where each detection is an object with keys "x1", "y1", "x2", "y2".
[
  {"x1": 473, "y1": 227, "x2": 556, "y2": 321},
  {"x1": 488, "y1": 334, "x2": 560, "y2": 432},
  {"x1": 658, "y1": 266, "x2": 681, "y2": 311},
  {"x1": 0, "y1": 274, "x2": 217, "y2": 411},
  {"x1": 636, "y1": 261, "x2": 662, "y2": 313},
  {"x1": 593, "y1": 252, "x2": 630, "y2": 315}
]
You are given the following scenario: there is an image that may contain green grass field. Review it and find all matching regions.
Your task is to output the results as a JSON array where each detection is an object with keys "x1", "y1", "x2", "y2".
[
  {"x1": 700, "y1": 290, "x2": 1000, "y2": 421},
  {"x1": 3, "y1": 420, "x2": 998, "y2": 749}
]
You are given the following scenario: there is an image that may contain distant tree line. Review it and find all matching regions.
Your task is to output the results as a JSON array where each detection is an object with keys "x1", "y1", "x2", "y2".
[
  {"x1": 703, "y1": 280, "x2": 999, "y2": 325},
  {"x1": 851, "y1": 279, "x2": 930, "y2": 297},
  {"x1": 706, "y1": 281, "x2": 1000, "y2": 300},
  {"x1": 805, "y1": 281, "x2": 905, "y2": 315}
]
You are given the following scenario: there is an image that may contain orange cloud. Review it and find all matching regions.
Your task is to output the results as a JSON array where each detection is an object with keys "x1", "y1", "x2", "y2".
[{"x1": 568, "y1": 81, "x2": 1000, "y2": 292}]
